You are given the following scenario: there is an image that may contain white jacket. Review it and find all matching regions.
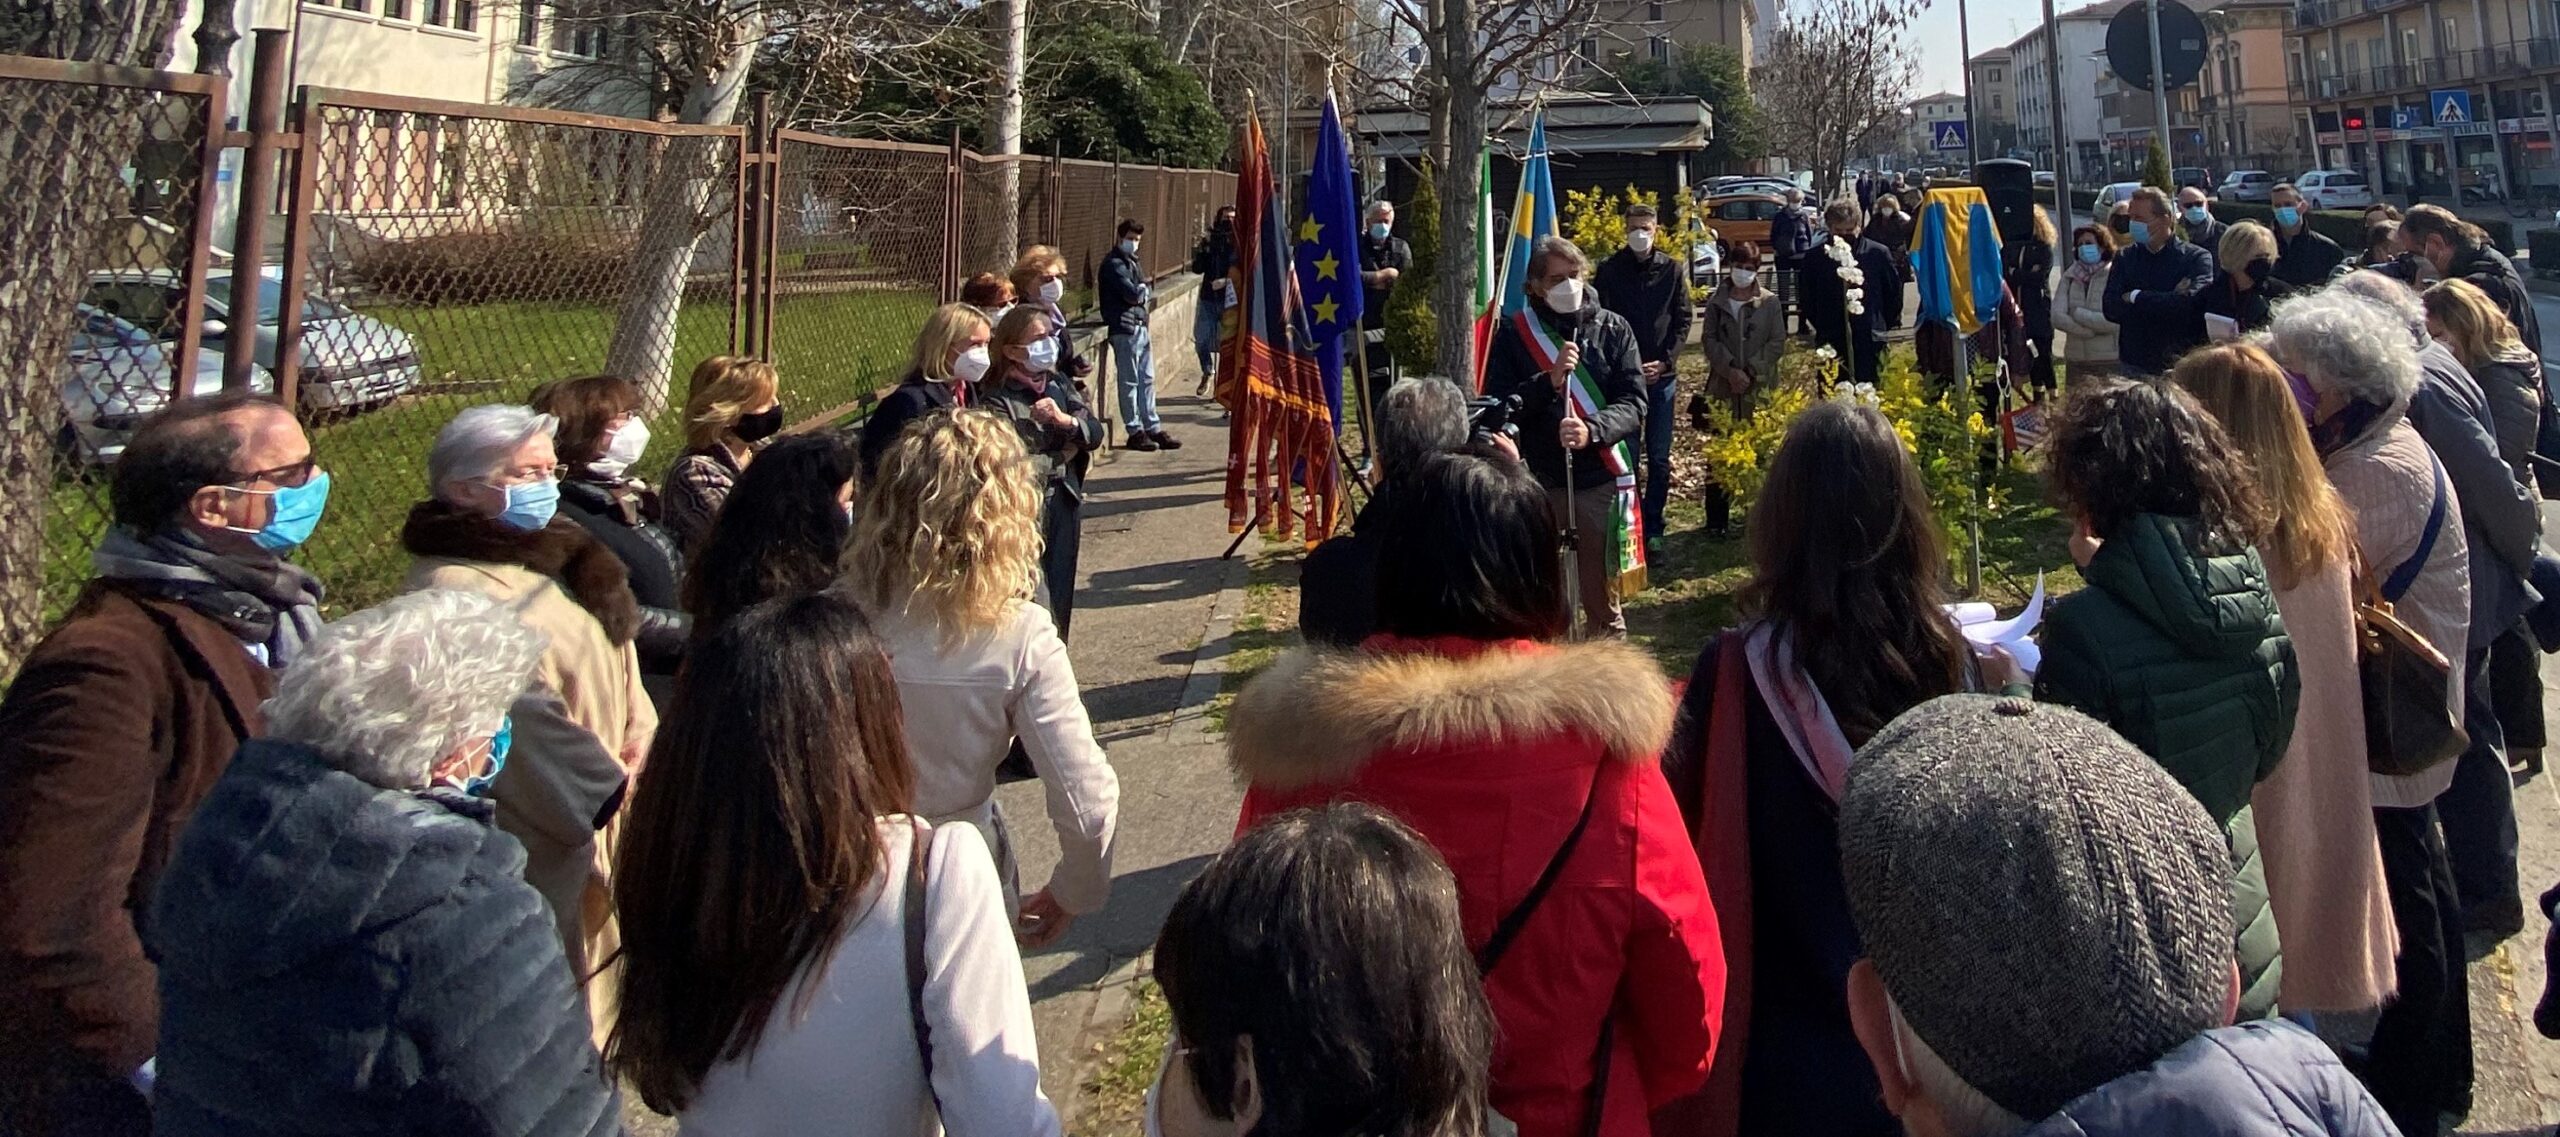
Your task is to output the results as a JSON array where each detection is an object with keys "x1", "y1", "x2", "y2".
[
  {"x1": 2051, "y1": 262, "x2": 2120, "y2": 364},
  {"x1": 869, "y1": 598, "x2": 1120, "y2": 914},
  {"x1": 680, "y1": 820, "x2": 1062, "y2": 1137}
]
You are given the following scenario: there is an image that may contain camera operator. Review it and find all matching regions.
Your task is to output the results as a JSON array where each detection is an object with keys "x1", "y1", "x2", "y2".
[
  {"x1": 1483, "y1": 235, "x2": 1649, "y2": 636},
  {"x1": 1300, "y1": 379, "x2": 1500, "y2": 648}
]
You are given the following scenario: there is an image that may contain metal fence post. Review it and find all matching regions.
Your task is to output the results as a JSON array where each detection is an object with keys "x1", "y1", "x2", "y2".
[
  {"x1": 941, "y1": 128, "x2": 964, "y2": 303},
  {"x1": 172, "y1": 73, "x2": 231, "y2": 392},
  {"x1": 224, "y1": 28, "x2": 290, "y2": 394},
  {"x1": 272, "y1": 80, "x2": 319, "y2": 413},
  {"x1": 732, "y1": 94, "x2": 764, "y2": 359},
  {"x1": 1044, "y1": 150, "x2": 1062, "y2": 246}
]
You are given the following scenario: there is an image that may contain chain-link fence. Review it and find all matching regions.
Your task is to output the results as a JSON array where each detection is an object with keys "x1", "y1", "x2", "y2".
[
  {"x1": 1, "y1": 58, "x2": 226, "y2": 674},
  {"x1": 289, "y1": 91, "x2": 744, "y2": 614},
  {"x1": 1, "y1": 52, "x2": 1233, "y2": 673}
]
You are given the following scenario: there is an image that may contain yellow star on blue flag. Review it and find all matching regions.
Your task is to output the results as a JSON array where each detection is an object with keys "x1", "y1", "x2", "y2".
[{"x1": 1293, "y1": 93, "x2": 1363, "y2": 427}]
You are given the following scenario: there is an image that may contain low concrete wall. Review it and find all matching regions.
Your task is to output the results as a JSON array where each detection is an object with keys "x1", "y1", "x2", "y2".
[{"x1": 1075, "y1": 272, "x2": 1203, "y2": 441}]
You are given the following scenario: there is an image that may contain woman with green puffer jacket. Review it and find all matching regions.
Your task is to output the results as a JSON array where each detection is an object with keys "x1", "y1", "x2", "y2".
[{"x1": 2035, "y1": 378, "x2": 2300, "y2": 1021}]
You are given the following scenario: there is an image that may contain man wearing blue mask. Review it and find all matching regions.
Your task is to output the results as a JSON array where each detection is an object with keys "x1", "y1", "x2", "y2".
[
  {"x1": 2101, "y1": 186, "x2": 2215, "y2": 376},
  {"x1": 1357, "y1": 200, "x2": 1413, "y2": 421},
  {"x1": 2175, "y1": 185, "x2": 2226, "y2": 264},
  {"x1": 2266, "y1": 182, "x2": 2347, "y2": 288},
  {"x1": 0, "y1": 392, "x2": 328, "y2": 1131}
]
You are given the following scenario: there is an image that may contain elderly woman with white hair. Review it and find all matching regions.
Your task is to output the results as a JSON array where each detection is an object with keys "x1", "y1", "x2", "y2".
[
  {"x1": 2265, "y1": 287, "x2": 2477, "y2": 1137},
  {"x1": 145, "y1": 589, "x2": 620, "y2": 1136},
  {"x1": 402, "y1": 404, "x2": 655, "y2": 997}
]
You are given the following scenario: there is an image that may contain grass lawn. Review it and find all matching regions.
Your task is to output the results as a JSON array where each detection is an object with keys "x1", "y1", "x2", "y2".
[{"x1": 36, "y1": 286, "x2": 940, "y2": 624}]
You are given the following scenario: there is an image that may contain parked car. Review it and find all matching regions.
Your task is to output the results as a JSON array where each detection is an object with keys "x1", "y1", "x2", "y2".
[
  {"x1": 81, "y1": 267, "x2": 422, "y2": 414},
  {"x1": 2292, "y1": 169, "x2": 2376, "y2": 209},
  {"x1": 2092, "y1": 181, "x2": 2144, "y2": 213},
  {"x1": 2033, "y1": 170, "x2": 2057, "y2": 188},
  {"x1": 61, "y1": 304, "x2": 273, "y2": 466},
  {"x1": 1702, "y1": 192, "x2": 1787, "y2": 255},
  {"x1": 1690, "y1": 239, "x2": 1723, "y2": 286},
  {"x1": 1707, "y1": 176, "x2": 1795, "y2": 198},
  {"x1": 2219, "y1": 169, "x2": 2275, "y2": 202},
  {"x1": 2174, "y1": 166, "x2": 2213, "y2": 192}
]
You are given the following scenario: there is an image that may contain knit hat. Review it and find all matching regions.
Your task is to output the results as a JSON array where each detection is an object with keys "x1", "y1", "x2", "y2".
[{"x1": 1838, "y1": 694, "x2": 2235, "y2": 1122}]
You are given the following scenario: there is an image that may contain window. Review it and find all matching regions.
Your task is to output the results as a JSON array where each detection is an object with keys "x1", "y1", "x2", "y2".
[
  {"x1": 1992, "y1": 92, "x2": 2003, "y2": 110},
  {"x1": 338, "y1": 0, "x2": 367, "y2": 13},
  {"x1": 1991, "y1": 67, "x2": 2003, "y2": 82},
  {"x1": 1647, "y1": 0, "x2": 1662, "y2": 20},
  {"x1": 516, "y1": 0, "x2": 537, "y2": 44},
  {"x1": 2344, "y1": 39, "x2": 2360, "y2": 71},
  {"x1": 2439, "y1": 16, "x2": 2456, "y2": 50},
  {"x1": 380, "y1": 0, "x2": 405, "y2": 19},
  {"x1": 1579, "y1": 35, "x2": 1598, "y2": 62},
  {"x1": 2401, "y1": 27, "x2": 2418, "y2": 62},
  {"x1": 1649, "y1": 34, "x2": 1668, "y2": 60}
]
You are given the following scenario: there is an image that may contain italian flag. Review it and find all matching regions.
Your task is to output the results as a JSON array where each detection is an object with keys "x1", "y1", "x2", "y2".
[{"x1": 1469, "y1": 144, "x2": 1498, "y2": 390}]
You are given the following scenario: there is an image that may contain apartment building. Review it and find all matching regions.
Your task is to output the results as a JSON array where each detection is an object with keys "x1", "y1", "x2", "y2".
[
  {"x1": 1579, "y1": 0, "x2": 1754, "y2": 72},
  {"x1": 1902, "y1": 91, "x2": 1972, "y2": 165},
  {"x1": 2010, "y1": 2, "x2": 2115, "y2": 179},
  {"x1": 1969, "y1": 46, "x2": 2019, "y2": 156},
  {"x1": 2289, "y1": 0, "x2": 2556, "y2": 197}
]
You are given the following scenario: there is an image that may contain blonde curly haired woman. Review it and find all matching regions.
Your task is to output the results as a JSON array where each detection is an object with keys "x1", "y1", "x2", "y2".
[{"x1": 845, "y1": 410, "x2": 1120, "y2": 950}]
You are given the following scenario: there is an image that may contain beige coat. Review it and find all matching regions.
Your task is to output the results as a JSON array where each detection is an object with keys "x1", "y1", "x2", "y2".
[
  {"x1": 2322, "y1": 417, "x2": 2471, "y2": 809},
  {"x1": 2253, "y1": 558, "x2": 2399, "y2": 1012},
  {"x1": 403, "y1": 558, "x2": 656, "y2": 978},
  {"x1": 2051, "y1": 262, "x2": 2119, "y2": 364},
  {"x1": 1699, "y1": 285, "x2": 1784, "y2": 403}
]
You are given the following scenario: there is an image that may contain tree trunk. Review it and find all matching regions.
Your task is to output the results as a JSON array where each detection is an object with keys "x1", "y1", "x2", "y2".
[
  {"x1": 988, "y1": 0, "x2": 1026, "y2": 259},
  {"x1": 1430, "y1": 0, "x2": 1479, "y2": 385},
  {"x1": 605, "y1": 14, "x2": 759, "y2": 416},
  {"x1": 192, "y1": 0, "x2": 238, "y2": 74},
  {"x1": 0, "y1": 0, "x2": 194, "y2": 678}
]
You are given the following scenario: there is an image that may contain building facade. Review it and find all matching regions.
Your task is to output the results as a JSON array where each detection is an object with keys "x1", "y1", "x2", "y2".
[
  {"x1": 1903, "y1": 91, "x2": 1972, "y2": 166},
  {"x1": 1969, "y1": 46, "x2": 2020, "y2": 156},
  {"x1": 2010, "y1": 3, "x2": 2117, "y2": 180},
  {"x1": 2288, "y1": 0, "x2": 2557, "y2": 197},
  {"x1": 2199, "y1": 0, "x2": 2309, "y2": 173},
  {"x1": 1579, "y1": 0, "x2": 1754, "y2": 73}
]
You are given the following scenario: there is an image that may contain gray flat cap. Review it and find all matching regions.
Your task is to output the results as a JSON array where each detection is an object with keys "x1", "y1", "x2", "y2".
[{"x1": 1839, "y1": 694, "x2": 2235, "y2": 1121}]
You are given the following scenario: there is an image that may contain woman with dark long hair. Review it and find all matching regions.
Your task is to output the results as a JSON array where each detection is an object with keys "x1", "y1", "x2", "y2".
[
  {"x1": 1656, "y1": 400, "x2": 1975, "y2": 1137},
  {"x1": 610, "y1": 591, "x2": 1059, "y2": 1134},
  {"x1": 681, "y1": 432, "x2": 857, "y2": 639},
  {"x1": 530, "y1": 373, "x2": 689, "y2": 675},
  {"x1": 1226, "y1": 447, "x2": 1721, "y2": 1137}
]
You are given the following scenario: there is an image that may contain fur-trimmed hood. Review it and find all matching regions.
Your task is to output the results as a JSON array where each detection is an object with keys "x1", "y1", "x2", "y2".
[{"x1": 1227, "y1": 637, "x2": 1678, "y2": 791}]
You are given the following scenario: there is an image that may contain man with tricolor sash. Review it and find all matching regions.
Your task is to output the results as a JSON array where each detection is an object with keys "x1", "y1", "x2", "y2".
[{"x1": 1483, "y1": 234, "x2": 1649, "y2": 636}]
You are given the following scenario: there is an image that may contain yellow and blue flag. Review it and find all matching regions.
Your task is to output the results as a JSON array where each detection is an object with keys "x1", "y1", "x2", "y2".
[
  {"x1": 1913, "y1": 186, "x2": 2005, "y2": 336},
  {"x1": 1293, "y1": 93, "x2": 1362, "y2": 429}
]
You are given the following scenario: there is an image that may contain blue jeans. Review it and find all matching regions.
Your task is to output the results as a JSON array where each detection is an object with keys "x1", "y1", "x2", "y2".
[
  {"x1": 1642, "y1": 375, "x2": 1676, "y2": 540},
  {"x1": 1193, "y1": 287, "x2": 1225, "y2": 373},
  {"x1": 1111, "y1": 327, "x2": 1160, "y2": 432}
]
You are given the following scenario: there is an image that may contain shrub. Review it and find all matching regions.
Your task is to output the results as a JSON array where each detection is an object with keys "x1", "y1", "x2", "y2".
[
  {"x1": 2532, "y1": 228, "x2": 2560, "y2": 279},
  {"x1": 350, "y1": 226, "x2": 640, "y2": 305},
  {"x1": 1384, "y1": 161, "x2": 1440, "y2": 374}
]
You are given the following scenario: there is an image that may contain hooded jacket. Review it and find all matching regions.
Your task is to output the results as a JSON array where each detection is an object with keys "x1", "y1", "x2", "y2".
[
  {"x1": 2037, "y1": 513, "x2": 2300, "y2": 823},
  {"x1": 1228, "y1": 636, "x2": 1724, "y2": 1137},
  {"x1": 146, "y1": 740, "x2": 618, "y2": 1136},
  {"x1": 2018, "y1": 1020, "x2": 2398, "y2": 1137}
]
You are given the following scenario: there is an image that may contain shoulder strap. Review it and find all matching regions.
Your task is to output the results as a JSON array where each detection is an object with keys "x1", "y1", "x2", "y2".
[
  {"x1": 1477, "y1": 760, "x2": 1607, "y2": 974},
  {"x1": 2382, "y1": 456, "x2": 2450, "y2": 603},
  {"x1": 904, "y1": 818, "x2": 943, "y2": 1112}
]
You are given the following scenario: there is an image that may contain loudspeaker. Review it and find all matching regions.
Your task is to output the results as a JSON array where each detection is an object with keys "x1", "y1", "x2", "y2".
[{"x1": 1974, "y1": 159, "x2": 2035, "y2": 244}]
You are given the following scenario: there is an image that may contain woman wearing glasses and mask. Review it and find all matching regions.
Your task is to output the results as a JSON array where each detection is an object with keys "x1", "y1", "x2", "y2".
[
  {"x1": 986, "y1": 305, "x2": 1105, "y2": 642},
  {"x1": 403, "y1": 404, "x2": 656, "y2": 1022}
]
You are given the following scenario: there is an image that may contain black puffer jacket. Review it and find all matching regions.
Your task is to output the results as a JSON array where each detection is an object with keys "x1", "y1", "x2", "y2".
[
  {"x1": 147, "y1": 740, "x2": 619, "y2": 1136},
  {"x1": 557, "y1": 476, "x2": 687, "y2": 673}
]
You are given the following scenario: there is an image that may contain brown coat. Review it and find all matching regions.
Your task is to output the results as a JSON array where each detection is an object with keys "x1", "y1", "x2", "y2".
[
  {"x1": 0, "y1": 583, "x2": 271, "y2": 1091},
  {"x1": 1699, "y1": 286, "x2": 1785, "y2": 404}
]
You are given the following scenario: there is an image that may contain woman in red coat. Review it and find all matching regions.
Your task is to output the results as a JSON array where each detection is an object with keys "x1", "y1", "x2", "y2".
[{"x1": 1227, "y1": 448, "x2": 1724, "y2": 1137}]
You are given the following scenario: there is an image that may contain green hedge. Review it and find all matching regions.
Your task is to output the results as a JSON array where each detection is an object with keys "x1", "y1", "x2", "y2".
[
  {"x1": 2532, "y1": 228, "x2": 2560, "y2": 279},
  {"x1": 2208, "y1": 200, "x2": 2513, "y2": 255}
]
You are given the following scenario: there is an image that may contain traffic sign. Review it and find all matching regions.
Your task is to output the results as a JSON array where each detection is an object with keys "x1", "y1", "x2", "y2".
[
  {"x1": 2432, "y1": 89, "x2": 2474, "y2": 125},
  {"x1": 1933, "y1": 120, "x2": 1970, "y2": 152},
  {"x1": 2104, "y1": 0, "x2": 2207, "y2": 92},
  {"x1": 2393, "y1": 105, "x2": 2424, "y2": 130}
]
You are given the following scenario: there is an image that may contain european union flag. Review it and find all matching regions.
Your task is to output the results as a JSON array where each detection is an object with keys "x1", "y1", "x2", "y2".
[{"x1": 1293, "y1": 92, "x2": 1362, "y2": 430}]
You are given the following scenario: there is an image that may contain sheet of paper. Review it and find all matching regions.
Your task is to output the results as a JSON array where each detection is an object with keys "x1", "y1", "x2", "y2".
[{"x1": 2204, "y1": 312, "x2": 2240, "y2": 343}]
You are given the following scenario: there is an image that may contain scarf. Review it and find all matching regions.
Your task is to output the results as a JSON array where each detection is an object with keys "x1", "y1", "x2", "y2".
[
  {"x1": 2311, "y1": 398, "x2": 2390, "y2": 459},
  {"x1": 399, "y1": 499, "x2": 641, "y2": 645},
  {"x1": 1741, "y1": 621, "x2": 1857, "y2": 802},
  {"x1": 92, "y1": 527, "x2": 326, "y2": 668}
]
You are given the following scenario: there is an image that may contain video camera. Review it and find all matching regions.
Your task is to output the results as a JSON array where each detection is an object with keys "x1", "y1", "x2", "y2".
[{"x1": 1467, "y1": 394, "x2": 1521, "y2": 443}]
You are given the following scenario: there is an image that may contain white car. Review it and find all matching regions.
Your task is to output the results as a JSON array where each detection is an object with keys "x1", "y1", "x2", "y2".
[
  {"x1": 83, "y1": 267, "x2": 422, "y2": 414},
  {"x1": 2219, "y1": 169, "x2": 2275, "y2": 202},
  {"x1": 60, "y1": 304, "x2": 274, "y2": 465},
  {"x1": 2292, "y1": 169, "x2": 2376, "y2": 210},
  {"x1": 1689, "y1": 239, "x2": 1723, "y2": 286},
  {"x1": 2092, "y1": 181, "x2": 2143, "y2": 214}
]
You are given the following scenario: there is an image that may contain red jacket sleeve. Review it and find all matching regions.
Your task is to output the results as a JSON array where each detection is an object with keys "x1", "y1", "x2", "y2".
[
  {"x1": 1619, "y1": 761, "x2": 1727, "y2": 1108},
  {"x1": 0, "y1": 630, "x2": 170, "y2": 1077}
]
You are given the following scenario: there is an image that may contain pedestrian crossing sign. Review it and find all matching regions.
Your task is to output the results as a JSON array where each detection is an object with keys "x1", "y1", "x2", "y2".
[
  {"x1": 2433, "y1": 90, "x2": 2474, "y2": 125},
  {"x1": 1933, "y1": 120, "x2": 1970, "y2": 152}
]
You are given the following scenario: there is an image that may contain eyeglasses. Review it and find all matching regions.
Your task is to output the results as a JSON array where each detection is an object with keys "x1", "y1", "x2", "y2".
[{"x1": 231, "y1": 457, "x2": 320, "y2": 489}]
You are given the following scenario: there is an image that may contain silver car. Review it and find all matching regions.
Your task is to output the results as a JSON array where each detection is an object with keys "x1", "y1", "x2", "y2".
[
  {"x1": 83, "y1": 268, "x2": 422, "y2": 414},
  {"x1": 60, "y1": 304, "x2": 273, "y2": 465}
]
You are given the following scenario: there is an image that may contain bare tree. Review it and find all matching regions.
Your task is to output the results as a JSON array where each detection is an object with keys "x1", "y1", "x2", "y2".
[
  {"x1": 0, "y1": 0, "x2": 195, "y2": 673},
  {"x1": 1758, "y1": 0, "x2": 1923, "y2": 199}
]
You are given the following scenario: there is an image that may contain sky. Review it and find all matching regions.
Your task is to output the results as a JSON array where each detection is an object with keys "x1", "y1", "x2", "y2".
[{"x1": 1908, "y1": 0, "x2": 2066, "y2": 98}]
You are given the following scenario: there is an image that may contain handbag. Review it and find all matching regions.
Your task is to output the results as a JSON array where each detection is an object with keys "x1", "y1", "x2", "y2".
[
  {"x1": 904, "y1": 818, "x2": 944, "y2": 1114},
  {"x1": 2357, "y1": 458, "x2": 2469, "y2": 777}
]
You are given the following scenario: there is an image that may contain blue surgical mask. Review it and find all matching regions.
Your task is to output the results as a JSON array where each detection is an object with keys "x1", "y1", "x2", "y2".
[
  {"x1": 446, "y1": 715, "x2": 510, "y2": 797},
  {"x1": 1369, "y1": 222, "x2": 1391, "y2": 240},
  {"x1": 491, "y1": 477, "x2": 559, "y2": 531},
  {"x1": 225, "y1": 470, "x2": 331, "y2": 552},
  {"x1": 1118, "y1": 238, "x2": 1140, "y2": 257},
  {"x1": 2078, "y1": 243, "x2": 2103, "y2": 265},
  {"x1": 2275, "y1": 205, "x2": 2302, "y2": 228},
  {"x1": 2183, "y1": 205, "x2": 2209, "y2": 224},
  {"x1": 2129, "y1": 219, "x2": 2152, "y2": 245}
]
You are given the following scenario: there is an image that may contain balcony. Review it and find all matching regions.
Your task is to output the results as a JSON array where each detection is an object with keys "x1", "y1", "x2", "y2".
[
  {"x1": 2294, "y1": 0, "x2": 2419, "y2": 28},
  {"x1": 2288, "y1": 38, "x2": 2560, "y2": 103}
]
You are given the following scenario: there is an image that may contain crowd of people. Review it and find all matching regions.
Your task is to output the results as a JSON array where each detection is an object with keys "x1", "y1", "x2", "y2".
[{"x1": 5, "y1": 178, "x2": 2560, "y2": 1137}]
